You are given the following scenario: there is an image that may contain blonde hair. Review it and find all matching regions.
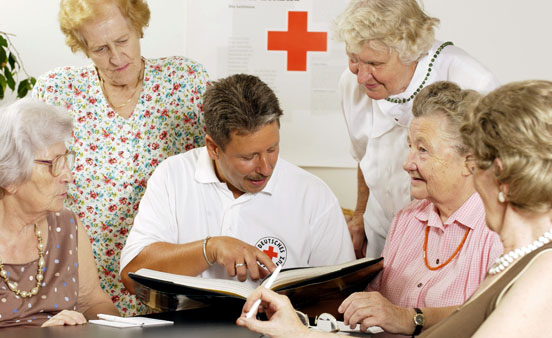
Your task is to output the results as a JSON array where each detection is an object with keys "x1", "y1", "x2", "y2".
[
  {"x1": 412, "y1": 81, "x2": 480, "y2": 155},
  {"x1": 334, "y1": 0, "x2": 439, "y2": 64},
  {"x1": 59, "y1": 0, "x2": 150, "y2": 54},
  {"x1": 460, "y1": 80, "x2": 552, "y2": 213}
]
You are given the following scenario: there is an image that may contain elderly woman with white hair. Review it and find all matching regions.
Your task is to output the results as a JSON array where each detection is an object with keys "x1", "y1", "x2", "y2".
[
  {"x1": 335, "y1": 0, "x2": 499, "y2": 258},
  {"x1": 0, "y1": 99, "x2": 118, "y2": 328}
]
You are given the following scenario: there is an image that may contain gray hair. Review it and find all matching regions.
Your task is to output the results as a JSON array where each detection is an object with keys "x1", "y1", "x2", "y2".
[
  {"x1": 0, "y1": 98, "x2": 73, "y2": 196},
  {"x1": 203, "y1": 74, "x2": 283, "y2": 150},
  {"x1": 412, "y1": 81, "x2": 481, "y2": 155},
  {"x1": 334, "y1": 0, "x2": 439, "y2": 64}
]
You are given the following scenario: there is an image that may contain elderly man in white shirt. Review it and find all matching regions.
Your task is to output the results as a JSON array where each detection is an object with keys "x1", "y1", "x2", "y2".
[{"x1": 121, "y1": 74, "x2": 355, "y2": 293}]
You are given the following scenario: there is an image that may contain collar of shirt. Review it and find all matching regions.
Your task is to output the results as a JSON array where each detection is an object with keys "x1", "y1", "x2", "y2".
[
  {"x1": 413, "y1": 192, "x2": 483, "y2": 231},
  {"x1": 194, "y1": 146, "x2": 277, "y2": 196}
]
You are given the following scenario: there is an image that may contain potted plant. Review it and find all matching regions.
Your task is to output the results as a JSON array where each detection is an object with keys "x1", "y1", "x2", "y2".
[{"x1": 0, "y1": 31, "x2": 36, "y2": 100}]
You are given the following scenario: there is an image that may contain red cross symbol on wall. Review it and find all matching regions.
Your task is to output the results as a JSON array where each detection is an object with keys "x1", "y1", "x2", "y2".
[
  {"x1": 267, "y1": 11, "x2": 327, "y2": 71},
  {"x1": 263, "y1": 246, "x2": 279, "y2": 260}
]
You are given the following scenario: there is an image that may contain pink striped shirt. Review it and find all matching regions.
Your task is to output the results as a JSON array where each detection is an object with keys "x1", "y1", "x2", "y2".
[{"x1": 367, "y1": 193, "x2": 503, "y2": 308}]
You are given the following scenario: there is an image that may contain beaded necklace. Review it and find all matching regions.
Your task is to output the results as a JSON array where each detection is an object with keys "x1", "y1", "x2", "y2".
[
  {"x1": 0, "y1": 224, "x2": 45, "y2": 298},
  {"x1": 385, "y1": 41, "x2": 454, "y2": 104},
  {"x1": 424, "y1": 225, "x2": 470, "y2": 271},
  {"x1": 488, "y1": 227, "x2": 552, "y2": 275}
]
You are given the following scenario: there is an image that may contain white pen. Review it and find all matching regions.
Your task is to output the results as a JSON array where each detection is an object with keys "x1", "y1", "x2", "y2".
[
  {"x1": 246, "y1": 264, "x2": 282, "y2": 318},
  {"x1": 97, "y1": 313, "x2": 146, "y2": 325}
]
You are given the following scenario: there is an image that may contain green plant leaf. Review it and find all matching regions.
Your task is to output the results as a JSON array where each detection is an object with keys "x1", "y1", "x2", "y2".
[
  {"x1": 17, "y1": 79, "x2": 29, "y2": 98},
  {"x1": 0, "y1": 84, "x2": 4, "y2": 100},
  {"x1": 0, "y1": 73, "x2": 6, "y2": 92},
  {"x1": 4, "y1": 68, "x2": 15, "y2": 91},
  {"x1": 0, "y1": 46, "x2": 6, "y2": 65},
  {"x1": 30, "y1": 77, "x2": 36, "y2": 86},
  {"x1": 0, "y1": 35, "x2": 7, "y2": 48},
  {"x1": 8, "y1": 52, "x2": 17, "y2": 70}
]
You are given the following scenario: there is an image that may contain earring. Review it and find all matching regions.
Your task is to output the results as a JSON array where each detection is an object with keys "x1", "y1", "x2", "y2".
[{"x1": 498, "y1": 191, "x2": 506, "y2": 203}]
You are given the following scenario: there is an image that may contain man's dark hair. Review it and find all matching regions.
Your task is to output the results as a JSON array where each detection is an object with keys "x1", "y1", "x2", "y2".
[{"x1": 203, "y1": 74, "x2": 283, "y2": 149}]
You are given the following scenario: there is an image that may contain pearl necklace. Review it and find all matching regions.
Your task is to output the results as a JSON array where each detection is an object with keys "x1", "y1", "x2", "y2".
[
  {"x1": 488, "y1": 228, "x2": 552, "y2": 275},
  {"x1": 0, "y1": 224, "x2": 45, "y2": 298},
  {"x1": 385, "y1": 41, "x2": 454, "y2": 104}
]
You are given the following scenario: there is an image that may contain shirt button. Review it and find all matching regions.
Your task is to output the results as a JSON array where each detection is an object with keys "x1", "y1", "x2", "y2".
[
  {"x1": 126, "y1": 185, "x2": 134, "y2": 193},
  {"x1": 417, "y1": 283, "x2": 423, "y2": 288},
  {"x1": 125, "y1": 218, "x2": 134, "y2": 225}
]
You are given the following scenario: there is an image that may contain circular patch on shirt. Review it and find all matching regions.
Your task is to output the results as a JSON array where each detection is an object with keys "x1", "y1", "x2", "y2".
[{"x1": 255, "y1": 237, "x2": 287, "y2": 267}]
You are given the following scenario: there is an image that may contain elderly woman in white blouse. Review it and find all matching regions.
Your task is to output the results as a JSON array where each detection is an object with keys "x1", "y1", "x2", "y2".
[
  {"x1": 335, "y1": 0, "x2": 499, "y2": 258},
  {"x1": 0, "y1": 99, "x2": 117, "y2": 328}
]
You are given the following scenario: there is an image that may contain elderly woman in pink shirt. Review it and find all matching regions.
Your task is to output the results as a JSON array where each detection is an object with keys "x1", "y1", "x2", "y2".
[{"x1": 237, "y1": 81, "x2": 503, "y2": 337}]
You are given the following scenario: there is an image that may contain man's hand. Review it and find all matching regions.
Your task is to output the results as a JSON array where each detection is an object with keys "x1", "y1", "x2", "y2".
[
  {"x1": 347, "y1": 213, "x2": 367, "y2": 258},
  {"x1": 338, "y1": 291, "x2": 414, "y2": 334},
  {"x1": 208, "y1": 236, "x2": 277, "y2": 281}
]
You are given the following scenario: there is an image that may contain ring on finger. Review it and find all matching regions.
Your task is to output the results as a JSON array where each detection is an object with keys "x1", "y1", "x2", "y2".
[{"x1": 235, "y1": 263, "x2": 246, "y2": 268}]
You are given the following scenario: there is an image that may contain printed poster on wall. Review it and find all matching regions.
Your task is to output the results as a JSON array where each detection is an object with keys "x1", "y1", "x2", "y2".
[{"x1": 185, "y1": 0, "x2": 355, "y2": 168}]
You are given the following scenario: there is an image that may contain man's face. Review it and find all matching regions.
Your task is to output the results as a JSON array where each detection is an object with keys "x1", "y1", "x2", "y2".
[{"x1": 207, "y1": 122, "x2": 280, "y2": 198}]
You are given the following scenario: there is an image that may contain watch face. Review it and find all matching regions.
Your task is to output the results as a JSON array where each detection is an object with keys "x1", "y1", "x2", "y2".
[{"x1": 414, "y1": 314, "x2": 425, "y2": 326}]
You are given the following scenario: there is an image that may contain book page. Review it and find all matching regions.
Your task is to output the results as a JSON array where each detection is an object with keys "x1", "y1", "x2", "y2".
[
  {"x1": 134, "y1": 269, "x2": 254, "y2": 299},
  {"x1": 268, "y1": 257, "x2": 379, "y2": 290}
]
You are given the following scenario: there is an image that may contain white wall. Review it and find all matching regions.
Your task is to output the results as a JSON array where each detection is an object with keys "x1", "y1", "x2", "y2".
[{"x1": 1, "y1": 0, "x2": 551, "y2": 209}]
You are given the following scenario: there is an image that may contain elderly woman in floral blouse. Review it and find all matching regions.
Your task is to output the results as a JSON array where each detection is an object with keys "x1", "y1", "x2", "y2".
[{"x1": 32, "y1": 0, "x2": 209, "y2": 315}]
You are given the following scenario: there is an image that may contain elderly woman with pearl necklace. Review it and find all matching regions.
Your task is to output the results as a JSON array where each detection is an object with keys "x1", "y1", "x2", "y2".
[
  {"x1": 0, "y1": 99, "x2": 118, "y2": 328},
  {"x1": 235, "y1": 81, "x2": 552, "y2": 338},
  {"x1": 418, "y1": 80, "x2": 552, "y2": 337}
]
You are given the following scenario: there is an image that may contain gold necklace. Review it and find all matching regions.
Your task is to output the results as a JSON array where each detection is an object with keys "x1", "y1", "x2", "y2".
[
  {"x1": 99, "y1": 59, "x2": 145, "y2": 110},
  {"x1": 0, "y1": 223, "x2": 45, "y2": 298}
]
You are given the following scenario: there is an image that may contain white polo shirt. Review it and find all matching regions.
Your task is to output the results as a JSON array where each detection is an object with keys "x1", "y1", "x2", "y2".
[
  {"x1": 121, "y1": 147, "x2": 355, "y2": 286},
  {"x1": 339, "y1": 40, "x2": 499, "y2": 258}
]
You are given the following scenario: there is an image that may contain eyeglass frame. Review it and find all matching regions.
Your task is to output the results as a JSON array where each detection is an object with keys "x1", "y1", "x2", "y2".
[{"x1": 34, "y1": 150, "x2": 76, "y2": 177}]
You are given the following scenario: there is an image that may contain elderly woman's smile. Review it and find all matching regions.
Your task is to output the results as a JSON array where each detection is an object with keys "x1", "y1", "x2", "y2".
[{"x1": 403, "y1": 113, "x2": 473, "y2": 219}]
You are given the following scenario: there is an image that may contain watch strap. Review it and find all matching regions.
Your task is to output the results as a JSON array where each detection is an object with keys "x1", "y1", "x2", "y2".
[{"x1": 412, "y1": 307, "x2": 424, "y2": 337}]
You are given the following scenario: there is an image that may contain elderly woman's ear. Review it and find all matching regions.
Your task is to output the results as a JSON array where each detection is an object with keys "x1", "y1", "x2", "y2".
[{"x1": 0, "y1": 185, "x2": 16, "y2": 196}]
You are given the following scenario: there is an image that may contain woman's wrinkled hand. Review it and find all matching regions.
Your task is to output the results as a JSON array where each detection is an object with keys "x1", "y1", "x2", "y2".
[
  {"x1": 236, "y1": 287, "x2": 310, "y2": 338},
  {"x1": 339, "y1": 291, "x2": 413, "y2": 334},
  {"x1": 41, "y1": 309, "x2": 87, "y2": 327}
]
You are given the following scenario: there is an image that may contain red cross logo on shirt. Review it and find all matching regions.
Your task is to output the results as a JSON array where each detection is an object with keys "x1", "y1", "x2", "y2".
[
  {"x1": 267, "y1": 11, "x2": 327, "y2": 71},
  {"x1": 263, "y1": 246, "x2": 279, "y2": 260}
]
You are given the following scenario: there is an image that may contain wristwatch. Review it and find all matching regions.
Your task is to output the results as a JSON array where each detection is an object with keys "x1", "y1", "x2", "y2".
[{"x1": 412, "y1": 307, "x2": 425, "y2": 337}]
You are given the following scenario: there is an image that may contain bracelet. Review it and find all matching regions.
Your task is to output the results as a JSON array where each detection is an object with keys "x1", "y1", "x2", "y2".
[{"x1": 203, "y1": 236, "x2": 214, "y2": 266}]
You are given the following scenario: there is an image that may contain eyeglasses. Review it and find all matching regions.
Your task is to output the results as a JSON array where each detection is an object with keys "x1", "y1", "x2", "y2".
[
  {"x1": 34, "y1": 150, "x2": 76, "y2": 177},
  {"x1": 465, "y1": 155, "x2": 476, "y2": 174}
]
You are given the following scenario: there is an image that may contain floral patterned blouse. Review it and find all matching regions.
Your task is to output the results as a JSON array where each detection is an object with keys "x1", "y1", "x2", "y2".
[{"x1": 32, "y1": 56, "x2": 209, "y2": 316}]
